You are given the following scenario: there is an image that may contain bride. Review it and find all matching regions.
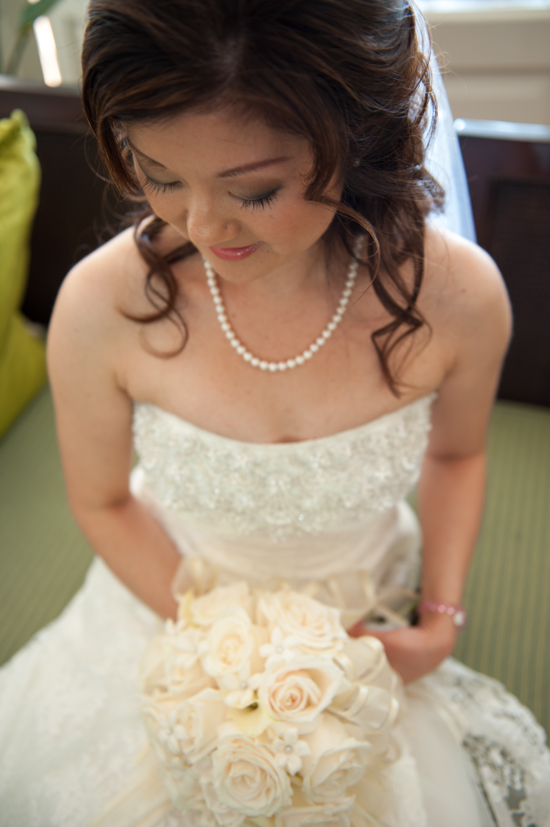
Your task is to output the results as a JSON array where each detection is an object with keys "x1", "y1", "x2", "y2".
[{"x1": 1, "y1": 0, "x2": 549, "y2": 824}]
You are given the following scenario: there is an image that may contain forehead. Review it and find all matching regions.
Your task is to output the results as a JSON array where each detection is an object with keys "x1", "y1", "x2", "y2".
[{"x1": 125, "y1": 107, "x2": 310, "y2": 174}]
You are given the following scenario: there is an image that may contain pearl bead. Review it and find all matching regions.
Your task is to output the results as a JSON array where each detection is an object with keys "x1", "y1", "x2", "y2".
[
  {"x1": 203, "y1": 235, "x2": 362, "y2": 372},
  {"x1": 285, "y1": 745, "x2": 293, "y2": 753}
]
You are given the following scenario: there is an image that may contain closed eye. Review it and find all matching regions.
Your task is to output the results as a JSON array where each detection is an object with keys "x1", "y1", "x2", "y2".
[
  {"x1": 237, "y1": 188, "x2": 281, "y2": 210},
  {"x1": 142, "y1": 175, "x2": 181, "y2": 195}
]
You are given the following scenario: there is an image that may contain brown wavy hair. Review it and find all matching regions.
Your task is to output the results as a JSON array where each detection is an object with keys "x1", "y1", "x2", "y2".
[{"x1": 81, "y1": 0, "x2": 444, "y2": 393}]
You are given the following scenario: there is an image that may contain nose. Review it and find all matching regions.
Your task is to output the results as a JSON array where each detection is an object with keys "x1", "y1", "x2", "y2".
[{"x1": 184, "y1": 196, "x2": 239, "y2": 248}]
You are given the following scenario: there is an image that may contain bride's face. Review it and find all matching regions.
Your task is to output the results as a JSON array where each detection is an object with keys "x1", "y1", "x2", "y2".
[{"x1": 125, "y1": 107, "x2": 341, "y2": 284}]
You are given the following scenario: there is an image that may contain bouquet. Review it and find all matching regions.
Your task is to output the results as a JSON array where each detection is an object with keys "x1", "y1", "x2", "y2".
[{"x1": 140, "y1": 580, "x2": 401, "y2": 827}]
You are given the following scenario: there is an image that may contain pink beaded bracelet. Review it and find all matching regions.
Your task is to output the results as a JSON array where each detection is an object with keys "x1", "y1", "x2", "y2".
[{"x1": 417, "y1": 600, "x2": 468, "y2": 629}]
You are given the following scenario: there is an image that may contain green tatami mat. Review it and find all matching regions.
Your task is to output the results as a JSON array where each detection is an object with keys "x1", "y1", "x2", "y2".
[
  {"x1": 1, "y1": 388, "x2": 549, "y2": 737},
  {"x1": 454, "y1": 401, "x2": 550, "y2": 734},
  {"x1": 0, "y1": 386, "x2": 93, "y2": 666}
]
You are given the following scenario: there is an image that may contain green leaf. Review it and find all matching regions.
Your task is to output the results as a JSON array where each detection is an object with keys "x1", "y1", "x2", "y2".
[{"x1": 18, "y1": 0, "x2": 65, "y2": 33}]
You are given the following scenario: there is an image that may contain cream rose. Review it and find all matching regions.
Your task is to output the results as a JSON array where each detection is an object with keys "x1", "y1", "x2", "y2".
[
  {"x1": 259, "y1": 657, "x2": 343, "y2": 726},
  {"x1": 199, "y1": 772, "x2": 246, "y2": 827},
  {"x1": 165, "y1": 627, "x2": 218, "y2": 696},
  {"x1": 200, "y1": 608, "x2": 258, "y2": 680},
  {"x1": 142, "y1": 625, "x2": 216, "y2": 699},
  {"x1": 145, "y1": 688, "x2": 227, "y2": 766},
  {"x1": 212, "y1": 734, "x2": 292, "y2": 818},
  {"x1": 301, "y1": 713, "x2": 371, "y2": 801},
  {"x1": 258, "y1": 590, "x2": 347, "y2": 653},
  {"x1": 191, "y1": 582, "x2": 253, "y2": 627}
]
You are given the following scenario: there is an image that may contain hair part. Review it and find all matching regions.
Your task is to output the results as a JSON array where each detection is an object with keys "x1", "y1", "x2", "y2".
[{"x1": 82, "y1": 0, "x2": 444, "y2": 394}]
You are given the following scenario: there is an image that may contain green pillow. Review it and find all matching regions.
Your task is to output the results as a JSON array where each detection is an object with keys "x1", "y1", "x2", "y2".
[{"x1": 0, "y1": 110, "x2": 46, "y2": 438}]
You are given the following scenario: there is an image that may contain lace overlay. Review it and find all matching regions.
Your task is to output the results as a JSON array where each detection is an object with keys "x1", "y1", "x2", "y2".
[
  {"x1": 132, "y1": 395, "x2": 435, "y2": 541},
  {"x1": 421, "y1": 659, "x2": 550, "y2": 827},
  {"x1": 1, "y1": 394, "x2": 549, "y2": 827}
]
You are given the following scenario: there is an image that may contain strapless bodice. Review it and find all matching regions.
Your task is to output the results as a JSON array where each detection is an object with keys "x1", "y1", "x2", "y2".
[{"x1": 132, "y1": 393, "x2": 436, "y2": 543}]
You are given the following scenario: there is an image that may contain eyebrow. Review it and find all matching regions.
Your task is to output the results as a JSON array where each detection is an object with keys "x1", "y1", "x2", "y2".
[
  {"x1": 127, "y1": 140, "x2": 289, "y2": 178},
  {"x1": 218, "y1": 157, "x2": 290, "y2": 178}
]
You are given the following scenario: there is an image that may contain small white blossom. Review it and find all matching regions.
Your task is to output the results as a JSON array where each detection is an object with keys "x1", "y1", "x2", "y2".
[
  {"x1": 259, "y1": 626, "x2": 301, "y2": 667},
  {"x1": 169, "y1": 626, "x2": 204, "y2": 671},
  {"x1": 145, "y1": 706, "x2": 182, "y2": 756},
  {"x1": 221, "y1": 664, "x2": 262, "y2": 709},
  {"x1": 272, "y1": 727, "x2": 310, "y2": 775}
]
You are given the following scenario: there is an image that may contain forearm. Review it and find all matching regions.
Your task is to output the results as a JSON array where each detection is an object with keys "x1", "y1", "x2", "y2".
[
  {"x1": 73, "y1": 495, "x2": 181, "y2": 621},
  {"x1": 417, "y1": 450, "x2": 487, "y2": 605}
]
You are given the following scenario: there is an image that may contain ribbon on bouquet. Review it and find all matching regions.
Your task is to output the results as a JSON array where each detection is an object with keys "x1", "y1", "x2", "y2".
[
  {"x1": 91, "y1": 557, "x2": 423, "y2": 827},
  {"x1": 171, "y1": 554, "x2": 418, "y2": 632}
]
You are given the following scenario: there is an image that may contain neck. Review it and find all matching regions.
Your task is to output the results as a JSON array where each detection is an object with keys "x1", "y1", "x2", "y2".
[{"x1": 215, "y1": 239, "x2": 345, "y2": 304}]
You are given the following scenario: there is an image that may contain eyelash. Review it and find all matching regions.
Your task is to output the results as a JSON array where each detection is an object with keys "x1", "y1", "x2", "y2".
[
  {"x1": 238, "y1": 189, "x2": 281, "y2": 210},
  {"x1": 142, "y1": 176, "x2": 180, "y2": 195},
  {"x1": 142, "y1": 175, "x2": 281, "y2": 210}
]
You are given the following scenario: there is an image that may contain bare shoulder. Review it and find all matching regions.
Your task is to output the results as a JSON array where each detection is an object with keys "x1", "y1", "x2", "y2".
[
  {"x1": 421, "y1": 225, "x2": 512, "y2": 353},
  {"x1": 50, "y1": 225, "x2": 146, "y2": 333},
  {"x1": 46, "y1": 225, "x2": 149, "y2": 398}
]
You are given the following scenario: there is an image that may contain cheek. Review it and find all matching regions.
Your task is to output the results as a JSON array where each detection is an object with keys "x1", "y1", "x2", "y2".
[
  {"x1": 263, "y1": 199, "x2": 336, "y2": 249},
  {"x1": 148, "y1": 198, "x2": 186, "y2": 227}
]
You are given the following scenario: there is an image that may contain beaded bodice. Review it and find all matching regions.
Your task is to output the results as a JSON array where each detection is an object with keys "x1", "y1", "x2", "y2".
[{"x1": 132, "y1": 394, "x2": 435, "y2": 543}]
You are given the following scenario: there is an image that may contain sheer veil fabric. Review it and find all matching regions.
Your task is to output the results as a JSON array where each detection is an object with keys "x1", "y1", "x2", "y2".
[
  {"x1": 415, "y1": 3, "x2": 477, "y2": 243},
  {"x1": 0, "y1": 10, "x2": 549, "y2": 827}
]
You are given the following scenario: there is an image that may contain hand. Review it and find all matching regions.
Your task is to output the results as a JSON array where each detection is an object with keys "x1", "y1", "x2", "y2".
[{"x1": 347, "y1": 611, "x2": 458, "y2": 684}]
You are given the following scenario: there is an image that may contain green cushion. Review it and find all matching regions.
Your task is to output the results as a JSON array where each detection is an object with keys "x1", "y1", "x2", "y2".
[
  {"x1": 0, "y1": 386, "x2": 93, "y2": 665},
  {"x1": 0, "y1": 109, "x2": 46, "y2": 439}
]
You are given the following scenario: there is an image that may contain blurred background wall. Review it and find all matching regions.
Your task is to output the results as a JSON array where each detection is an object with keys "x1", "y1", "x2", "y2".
[
  {"x1": 2, "y1": 0, "x2": 549, "y2": 127},
  {"x1": 420, "y1": 0, "x2": 550, "y2": 126}
]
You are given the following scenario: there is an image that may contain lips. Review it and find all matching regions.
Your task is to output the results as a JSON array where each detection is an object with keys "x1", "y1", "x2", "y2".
[{"x1": 209, "y1": 242, "x2": 261, "y2": 261}]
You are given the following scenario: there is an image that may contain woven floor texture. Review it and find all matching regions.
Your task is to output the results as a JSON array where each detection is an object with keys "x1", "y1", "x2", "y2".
[{"x1": 0, "y1": 386, "x2": 549, "y2": 734}]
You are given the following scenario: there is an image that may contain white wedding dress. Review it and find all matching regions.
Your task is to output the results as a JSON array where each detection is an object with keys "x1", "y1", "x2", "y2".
[{"x1": 1, "y1": 393, "x2": 549, "y2": 827}]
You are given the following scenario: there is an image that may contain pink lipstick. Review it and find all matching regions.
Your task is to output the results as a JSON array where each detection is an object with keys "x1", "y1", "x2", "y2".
[{"x1": 210, "y1": 242, "x2": 261, "y2": 261}]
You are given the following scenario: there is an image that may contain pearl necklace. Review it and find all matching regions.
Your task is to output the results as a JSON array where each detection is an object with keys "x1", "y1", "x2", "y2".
[{"x1": 203, "y1": 236, "x2": 362, "y2": 372}]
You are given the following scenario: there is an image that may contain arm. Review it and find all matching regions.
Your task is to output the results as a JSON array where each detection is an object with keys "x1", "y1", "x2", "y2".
[
  {"x1": 350, "y1": 235, "x2": 512, "y2": 683},
  {"x1": 47, "y1": 237, "x2": 180, "y2": 621}
]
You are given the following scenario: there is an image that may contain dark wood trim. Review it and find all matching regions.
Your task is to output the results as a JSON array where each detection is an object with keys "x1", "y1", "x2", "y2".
[{"x1": 0, "y1": 76, "x2": 86, "y2": 134}]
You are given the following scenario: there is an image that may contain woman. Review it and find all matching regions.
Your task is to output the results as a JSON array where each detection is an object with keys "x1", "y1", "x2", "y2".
[{"x1": 0, "y1": 0, "x2": 549, "y2": 825}]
